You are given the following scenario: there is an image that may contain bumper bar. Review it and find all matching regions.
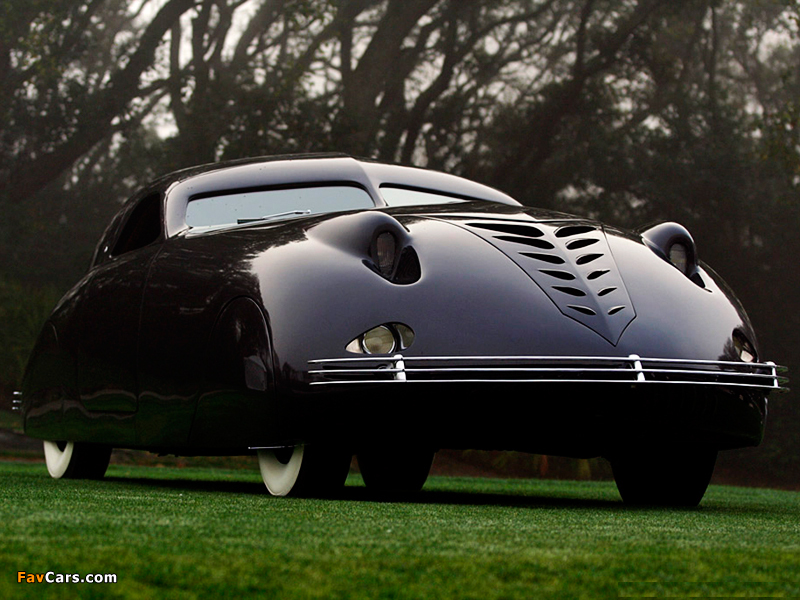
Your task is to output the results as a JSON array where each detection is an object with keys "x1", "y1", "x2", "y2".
[{"x1": 308, "y1": 354, "x2": 787, "y2": 391}]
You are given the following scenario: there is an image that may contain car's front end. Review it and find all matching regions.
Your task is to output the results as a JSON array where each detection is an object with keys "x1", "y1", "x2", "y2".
[{"x1": 272, "y1": 205, "x2": 782, "y2": 454}]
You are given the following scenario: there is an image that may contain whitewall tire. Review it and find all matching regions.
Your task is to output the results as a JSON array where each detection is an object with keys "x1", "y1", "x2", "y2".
[
  {"x1": 43, "y1": 441, "x2": 112, "y2": 480},
  {"x1": 257, "y1": 444, "x2": 351, "y2": 497},
  {"x1": 44, "y1": 441, "x2": 75, "y2": 479},
  {"x1": 258, "y1": 446, "x2": 306, "y2": 496}
]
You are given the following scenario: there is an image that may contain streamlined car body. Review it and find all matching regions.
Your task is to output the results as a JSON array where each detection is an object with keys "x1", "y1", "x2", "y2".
[{"x1": 20, "y1": 154, "x2": 786, "y2": 504}]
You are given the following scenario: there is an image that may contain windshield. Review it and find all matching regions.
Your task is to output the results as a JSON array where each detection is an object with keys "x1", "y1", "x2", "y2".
[
  {"x1": 380, "y1": 186, "x2": 469, "y2": 207},
  {"x1": 185, "y1": 185, "x2": 375, "y2": 228}
]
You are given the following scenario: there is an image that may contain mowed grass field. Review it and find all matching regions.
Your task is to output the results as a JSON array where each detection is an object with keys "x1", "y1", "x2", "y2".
[{"x1": 1, "y1": 461, "x2": 799, "y2": 599}]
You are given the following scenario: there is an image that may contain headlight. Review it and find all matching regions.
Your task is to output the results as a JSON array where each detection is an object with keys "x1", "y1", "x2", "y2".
[
  {"x1": 733, "y1": 331, "x2": 757, "y2": 363},
  {"x1": 640, "y1": 222, "x2": 704, "y2": 286},
  {"x1": 375, "y1": 232, "x2": 396, "y2": 277},
  {"x1": 394, "y1": 323, "x2": 415, "y2": 349},
  {"x1": 346, "y1": 323, "x2": 415, "y2": 354},
  {"x1": 668, "y1": 242, "x2": 688, "y2": 275},
  {"x1": 362, "y1": 325, "x2": 396, "y2": 354},
  {"x1": 367, "y1": 225, "x2": 420, "y2": 284}
]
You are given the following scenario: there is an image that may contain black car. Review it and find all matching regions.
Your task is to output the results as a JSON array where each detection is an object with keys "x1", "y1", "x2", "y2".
[{"x1": 19, "y1": 154, "x2": 786, "y2": 505}]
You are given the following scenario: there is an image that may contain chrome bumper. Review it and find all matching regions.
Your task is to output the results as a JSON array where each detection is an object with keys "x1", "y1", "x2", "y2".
[{"x1": 308, "y1": 354, "x2": 787, "y2": 391}]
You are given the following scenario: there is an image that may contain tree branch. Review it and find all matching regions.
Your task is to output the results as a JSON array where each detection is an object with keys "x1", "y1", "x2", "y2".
[{"x1": 1, "y1": 0, "x2": 198, "y2": 203}]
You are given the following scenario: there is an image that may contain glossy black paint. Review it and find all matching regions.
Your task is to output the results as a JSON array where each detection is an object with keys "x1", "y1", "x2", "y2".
[{"x1": 21, "y1": 155, "x2": 775, "y2": 457}]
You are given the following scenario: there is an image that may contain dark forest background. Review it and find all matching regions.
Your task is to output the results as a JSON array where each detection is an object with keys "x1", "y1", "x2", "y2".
[{"x1": 1, "y1": 0, "x2": 798, "y2": 485}]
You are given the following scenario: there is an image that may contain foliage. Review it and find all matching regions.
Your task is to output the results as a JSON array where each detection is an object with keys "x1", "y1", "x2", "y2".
[
  {"x1": 0, "y1": 0, "x2": 198, "y2": 202},
  {"x1": 2, "y1": 462, "x2": 800, "y2": 598}
]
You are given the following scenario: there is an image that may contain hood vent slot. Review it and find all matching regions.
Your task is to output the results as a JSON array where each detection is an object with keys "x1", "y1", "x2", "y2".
[
  {"x1": 576, "y1": 253, "x2": 603, "y2": 265},
  {"x1": 553, "y1": 286, "x2": 586, "y2": 297},
  {"x1": 555, "y1": 224, "x2": 596, "y2": 238},
  {"x1": 539, "y1": 269, "x2": 576, "y2": 281},
  {"x1": 520, "y1": 252, "x2": 565, "y2": 264},
  {"x1": 495, "y1": 235, "x2": 554, "y2": 250},
  {"x1": 588, "y1": 269, "x2": 610, "y2": 280},
  {"x1": 569, "y1": 305, "x2": 597, "y2": 316},
  {"x1": 469, "y1": 222, "x2": 544, "y2": 237},
  {"x1": 566, "y1": 238, "x2": 599, "y2": 250}
]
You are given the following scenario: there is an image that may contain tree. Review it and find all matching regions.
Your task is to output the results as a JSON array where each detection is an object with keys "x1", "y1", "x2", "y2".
[{"x1": 0, "y1": 0, "x2": 198, "y2": 203}]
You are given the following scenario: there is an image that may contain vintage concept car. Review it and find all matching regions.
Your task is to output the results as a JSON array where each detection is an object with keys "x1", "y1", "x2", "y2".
[{"x1": 19, "y1": 154, "x2": 786, "y2": 505}]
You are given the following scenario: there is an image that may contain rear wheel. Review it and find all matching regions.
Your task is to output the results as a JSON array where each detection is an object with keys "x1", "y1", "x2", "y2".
[
  {"x1": 43, "y1": 441, "x2": 112, "y2": 479},
  {"x1": 610, "y1": 446, "x2": 718, "y2": 507},
  {"x1": 258, "y1": 445, "x2": 351, "y2": 497},
  {"x1": 357, "y1": 447, "x2": 435, "y2": 494}
]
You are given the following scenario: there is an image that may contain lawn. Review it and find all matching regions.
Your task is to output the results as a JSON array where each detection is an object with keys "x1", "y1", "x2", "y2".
[{"x1": 1, "y1": 460, "x2": 799, "y2": 599}]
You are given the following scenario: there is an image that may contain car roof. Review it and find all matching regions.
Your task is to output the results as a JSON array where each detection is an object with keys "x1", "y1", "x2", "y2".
[{"x1": 160, "y1": 154, "x2": 520, "y2": 237}]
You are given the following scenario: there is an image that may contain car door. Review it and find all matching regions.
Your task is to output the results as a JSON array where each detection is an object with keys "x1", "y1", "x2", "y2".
[
  {"x1": 135, "y1": 227, "x2": 258, "y2": 448},
  {"x1": 69, "y1": 192, "x2": 163, "y2": 438}
]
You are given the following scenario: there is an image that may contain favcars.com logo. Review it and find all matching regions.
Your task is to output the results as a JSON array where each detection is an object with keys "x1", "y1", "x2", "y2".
[{"x1": 17, "y1": 571, "x2": 117, "y2": 584}]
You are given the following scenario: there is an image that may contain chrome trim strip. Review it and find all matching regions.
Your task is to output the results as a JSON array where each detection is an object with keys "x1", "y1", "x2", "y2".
[
  {"x1": 310, "y1": 379, "x2": 781, "y2": 389},
  {"x1": 309, "y1": 355, "x2": 786, "y2": 367},
  {"x1": 307, "y1": 354, "x2": 788, "y2": 391},
  {"x1": 309, "y1": 367, "x2": 778, "y2": 380}
]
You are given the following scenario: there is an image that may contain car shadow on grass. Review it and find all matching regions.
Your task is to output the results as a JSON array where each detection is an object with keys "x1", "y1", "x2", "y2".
[
  {"x1": 98, "y1": 473, "x2": 781, "y2": 517},
  {"x1": 106, "y1": 472, "x2": 772, "y2": 515},
  {"x1": 102, "y1": 472, "x2": 638, "y2": 511},
  {"x1": 104, "y1": 474, "x2": 267, "y2": 496}
]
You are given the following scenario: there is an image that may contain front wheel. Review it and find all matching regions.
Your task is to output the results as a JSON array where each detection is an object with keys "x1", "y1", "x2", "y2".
[
  {"x1": 43, "y1": 441, "x2": 112, "y2": 479},
  {"x1": 610, "y1": 446, "x2": 718, "y2": 507},
  {"x1": 357, "y1": 447, "x2": 435, "y2": 494},
  {"x1": 257, "y1": 445, "x2": 351, "y2": 497}
]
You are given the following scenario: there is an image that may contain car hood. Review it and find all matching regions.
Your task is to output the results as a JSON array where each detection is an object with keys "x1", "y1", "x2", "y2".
[
  {"x1": 182, "y1": 199, "x2": 754, "y2": 364},
  {"x1": 405, "y1": 204, "x2": 635, "y2": 345}
]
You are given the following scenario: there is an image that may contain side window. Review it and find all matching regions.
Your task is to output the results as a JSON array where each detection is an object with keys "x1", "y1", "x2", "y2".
[{"x1": 111, "y1": 193, "x2": 162, "y2": 256}]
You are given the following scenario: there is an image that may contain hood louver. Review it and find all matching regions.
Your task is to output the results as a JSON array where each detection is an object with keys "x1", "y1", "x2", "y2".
[{"x1": 457, "y1": 219, "x2": 636, "y2": 345}]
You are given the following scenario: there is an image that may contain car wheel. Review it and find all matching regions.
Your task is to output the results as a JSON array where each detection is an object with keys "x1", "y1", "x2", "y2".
[
  {"x1": 357, "y1": 447, "x2": 435, "y2": 494},
  {"x1": 257, "y1": 445, "x2": 351, "y2": 497},
  {"x1": 610, "y1": 446, "x2": 718, "y2": 507},
  {"x1": 43, "y1": 441, "x2": 112, "y2": 479}
]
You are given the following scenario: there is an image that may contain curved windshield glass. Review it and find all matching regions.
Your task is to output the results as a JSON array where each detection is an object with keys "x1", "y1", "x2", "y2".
[
  {"x1": 380, "y1": 186, "x2": 469, "y2": 207},
  {"x1": 186, "y1": 185, "x2": 375, "y2": 228}
]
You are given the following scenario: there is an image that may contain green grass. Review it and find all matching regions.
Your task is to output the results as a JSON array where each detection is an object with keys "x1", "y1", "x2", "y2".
[{"x1": 1, "y1": 461, "x2": 799, "y2": 598}]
